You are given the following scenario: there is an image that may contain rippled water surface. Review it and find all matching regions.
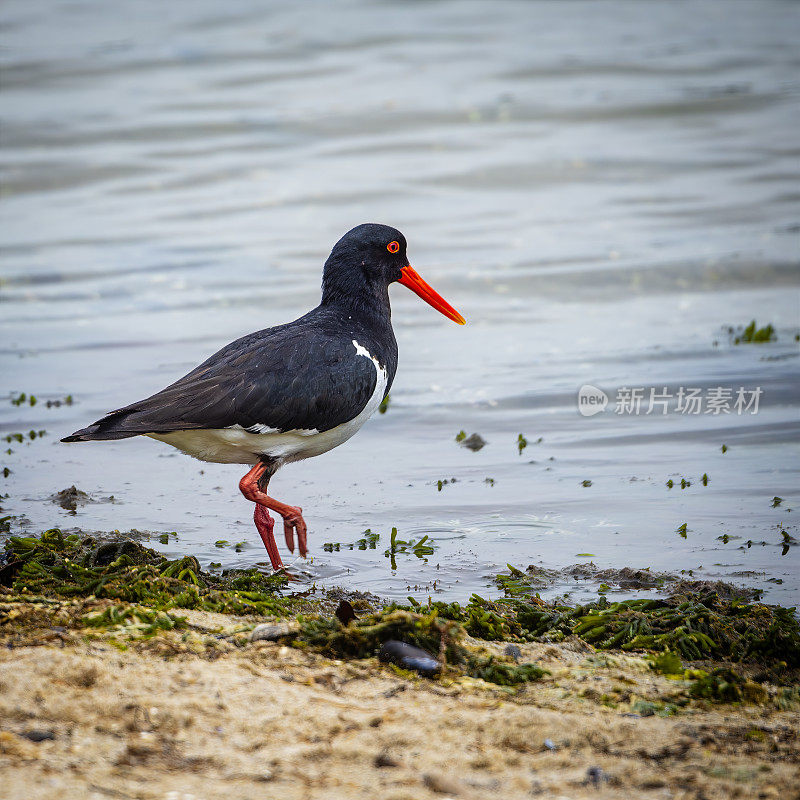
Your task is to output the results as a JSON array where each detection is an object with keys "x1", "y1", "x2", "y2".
[{"x1": 2, "y1": 0, "x2": 799, "y2": 604}]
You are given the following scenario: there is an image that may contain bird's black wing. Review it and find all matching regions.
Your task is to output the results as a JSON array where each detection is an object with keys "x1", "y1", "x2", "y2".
[{"x1": 62, "y1": 321, "x2": 380, "y2": 442}]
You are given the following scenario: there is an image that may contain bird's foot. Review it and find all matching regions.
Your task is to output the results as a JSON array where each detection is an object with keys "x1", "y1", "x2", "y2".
[
  {"x1": 279, "y1": 505, "x2": 308, "y2": 558},
  {"x1": 254, "y1": 503, "x2": 284, "y2": 570},
  {"x1": 241, "y1": 463, "x2": 308, "y2": 563}
]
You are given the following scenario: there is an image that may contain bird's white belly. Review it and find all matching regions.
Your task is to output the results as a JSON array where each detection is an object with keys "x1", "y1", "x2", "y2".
[{"x1": 147, "y1": 340, "x2": 388, "y2": 466}]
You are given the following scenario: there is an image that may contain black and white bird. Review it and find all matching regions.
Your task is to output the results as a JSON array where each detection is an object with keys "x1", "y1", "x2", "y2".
[{"x1": 62, "y1": 224, "x2": 465, "y2": 569}]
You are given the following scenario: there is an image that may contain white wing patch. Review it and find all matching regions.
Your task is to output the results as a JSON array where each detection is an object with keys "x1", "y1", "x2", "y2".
[
  {"x1": 243, "y1": 423, "x2": 281, "y2": 435},
  {"x1": 242, "y1": 422, "x2": 319, "y2": 436},
  {"x1": 352, "y1": 339, "x2": 372, "y2": 360},
  {"x1": 352, "y1": 339, "x2": 386, "y2": 388}
]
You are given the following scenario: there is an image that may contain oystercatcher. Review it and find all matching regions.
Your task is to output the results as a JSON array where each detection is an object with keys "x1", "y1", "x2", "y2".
[{"x1": 62, "y1": 224, "x2": 465, "y2": 569}]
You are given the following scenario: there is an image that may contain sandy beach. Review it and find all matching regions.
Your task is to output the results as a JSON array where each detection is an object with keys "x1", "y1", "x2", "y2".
[{"x1": 2, "y1": 593, "x2": 798, "y2": 800}]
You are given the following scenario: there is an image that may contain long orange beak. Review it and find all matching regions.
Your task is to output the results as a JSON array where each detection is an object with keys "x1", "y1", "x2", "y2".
[{"x1": 398, "y1": 265, "x2": 466, "y2": 325}]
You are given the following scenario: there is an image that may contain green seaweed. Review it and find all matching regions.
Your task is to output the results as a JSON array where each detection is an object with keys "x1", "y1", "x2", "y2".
[
  {"x1": 690, "y1": 668, "x2": 743, "y2": 702},
  {"x1": 298, "y1": 608, "x2": 463, "y2": 661},
  {"x1": 516, "y1": 433, "x2": 541, "y2": 454},
  {"x1": 45, "y1": 395, "x2": 74, "y2": 408},
  {"x1": 10, "y1": 392, "x2": 37, "y2": 407},
  {"x1": 733, "y1": 320, "x2": 776, "y2": 344},
  {"x1": 384, "y1": 527, "x2": 436, "y2": 568},
  {"x1": 4, "y1": 533, "x2": 798, "y2": 686},
  {"x1": 649, "y1": 650, "x2": 683, "y2": 675},
  {"x1": 323, "y1": 529, "x2": 380, "y2": 552},
  {"x1": 4, "y1": 529, "x2": 290, "y2": 616},
  {"x1": 390, "y1": 568, "x2": 800, "y2": 672},
  {"x1": 467, "y1": 657, "x2": 547, "y2": 686},
  {"x1": 295, "y1": 607, "x2": 547, "y2": 685},
  {"x1": 82, "y1": 604, "x2": 186, "y2": 639},
  {"x1": 4, "y1": 431, "x2": 47, "y2": 443}
]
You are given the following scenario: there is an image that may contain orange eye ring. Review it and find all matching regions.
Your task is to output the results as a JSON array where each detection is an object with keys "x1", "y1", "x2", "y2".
[{"x1": 387, "y1": 241, "x2": 400, "y2": 254}]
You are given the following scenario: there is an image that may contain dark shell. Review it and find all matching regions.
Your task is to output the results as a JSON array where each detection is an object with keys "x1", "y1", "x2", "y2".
[{"x1": 378, "y1": 640, "x2": 441, "y2": 676}]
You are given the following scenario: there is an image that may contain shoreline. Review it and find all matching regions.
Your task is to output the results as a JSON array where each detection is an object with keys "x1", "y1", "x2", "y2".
[{"x1": 1, "y1": 531, "x2": 799, "y2": 799}]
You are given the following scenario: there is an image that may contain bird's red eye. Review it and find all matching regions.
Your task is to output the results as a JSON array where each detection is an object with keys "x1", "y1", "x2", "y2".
[{"x1": 387, "y1": 241, "x2": 400, "y2": 254}]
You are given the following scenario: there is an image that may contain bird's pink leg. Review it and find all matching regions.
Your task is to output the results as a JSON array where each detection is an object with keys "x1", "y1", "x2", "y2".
[
  {"x1": 239, "y1": 462, "x2": 308, "y2": 565},
  {"x1": 253, "y1": 503, "x2": 283, "y2": 569}
]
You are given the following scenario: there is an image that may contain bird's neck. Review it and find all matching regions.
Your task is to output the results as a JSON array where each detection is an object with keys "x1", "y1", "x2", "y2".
[
  {"x1": 320, "y1": 267, "x2": 392, "y2": 328},
  {"x1": 321, "y1": 287, "x2": 391, "y2": 323}
]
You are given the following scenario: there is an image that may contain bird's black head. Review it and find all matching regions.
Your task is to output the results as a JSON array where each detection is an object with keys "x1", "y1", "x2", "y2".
[
  {"x1": 320, "y1": 223, "x2": 465, "y2": 325},
  {"x1": 319, "y1": 223, "x2": 408, "y2": 322},
  {"x1": 323, "y1": 223, "x2": 409, "y2": 294}
]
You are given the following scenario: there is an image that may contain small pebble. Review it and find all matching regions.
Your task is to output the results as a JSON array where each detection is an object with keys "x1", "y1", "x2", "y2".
[
  {"x1": 460, "y1": 433, "x2": 487, "y2": 452},
  {"x1": 21, "y1": 730, "x2": 55, "y2": 743},
  {"x1": 375, "y1": 751, "x2": 400, "y2": 768},
  {"x1": 586, "y1": 766, "x2": 606, "y2": 786},
  {"x1": 250, "y1": 622, "x2": 297, "y2": 642},
  {"x1": 423, "y1": 772, "x2": 462, "y2": 795},
  {"x1": 504, "y1": 644, "x2": 522, "y2": 662}
]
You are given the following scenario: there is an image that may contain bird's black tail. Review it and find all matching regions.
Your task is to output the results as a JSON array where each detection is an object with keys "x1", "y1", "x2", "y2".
[
  {"x1": 61, "y1": 428, "x2": 140, "y2": 443},
  {"x1": 61, "y1": 410, "x2": 144, "y2": 442}
]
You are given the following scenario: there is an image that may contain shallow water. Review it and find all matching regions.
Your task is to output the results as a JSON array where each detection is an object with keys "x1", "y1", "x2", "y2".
[{"x1": 2, "y1": 0, "x2": 799, "y2": 605}]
